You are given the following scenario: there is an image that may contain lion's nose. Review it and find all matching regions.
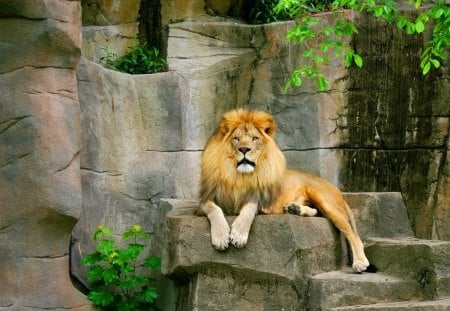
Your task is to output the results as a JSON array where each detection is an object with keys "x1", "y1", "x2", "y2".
[{"x1": 239, "y1": 147, "x2": 251, "y2": 154}]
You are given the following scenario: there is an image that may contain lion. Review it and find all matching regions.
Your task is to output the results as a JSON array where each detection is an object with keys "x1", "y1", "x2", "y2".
[{"x1": 197, "y1": 108, "x2": 371, "y2": 273}]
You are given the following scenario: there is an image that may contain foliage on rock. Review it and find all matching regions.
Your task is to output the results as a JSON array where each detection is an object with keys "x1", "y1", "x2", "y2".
[
  {"x1": 273, "y1": 0, "x2": 450, "y2": 91},
  {"x1": 101, "y1": 43, "x2": 166, "y2": 75},
  {"x1": 81, "y1": 224, "x2": 161, "y2": 311}
]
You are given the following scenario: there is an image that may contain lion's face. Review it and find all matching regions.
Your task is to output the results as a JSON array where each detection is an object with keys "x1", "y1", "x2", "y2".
[
  {"x1": 230, "y1": 125, "x2": 265, "y2": 173},
  {"x1": 218, "y1": 109, "x2": 278, "y2": 174},
  {"x1": 200, "y1": 109, "x2": 286, "y2": 213}
]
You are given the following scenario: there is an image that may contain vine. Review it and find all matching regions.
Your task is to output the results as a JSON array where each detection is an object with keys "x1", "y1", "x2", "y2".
[{"x1": 274, "y1": 0, "x2": 450, "y2": 91}]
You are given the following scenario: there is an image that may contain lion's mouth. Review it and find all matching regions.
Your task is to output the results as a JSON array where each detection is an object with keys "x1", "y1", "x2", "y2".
[{"x1": 237, "y1": 158, "x2": 255, "y2": 173}]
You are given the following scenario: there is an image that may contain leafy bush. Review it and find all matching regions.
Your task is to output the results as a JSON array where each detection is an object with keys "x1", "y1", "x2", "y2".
[
  {"x1": 101, "y1": 43, "x2": 166, "y2": 74},
  {"x1": 244, "y1": 0, "x2": 334, "y2": 24},
  {"x1": 244, "y1": 0, "x2": 291, "y2": 24},
  {"x1": 81, "y1": 224, "x2": 161, "y2": 311},
  {"x1": 274, "y1": 0, "x2": 450, "y2": 91}
]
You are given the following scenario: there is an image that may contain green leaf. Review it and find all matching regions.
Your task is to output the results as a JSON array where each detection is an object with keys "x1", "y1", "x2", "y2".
[
  {"x1": 430, "y1": 59, "x2": 440, "y2": 68},
  {"x1": 97, "y1": 239, "x2": 116, "y2": 255},
  {"x1": 353, "y1": 54, "x2": 363, "y2": 67},
  {"x1": 291, "y1": 74, "x2": 302, "y2": 87},
  {"x1": 374, "y1": 7, "x2": 384, "y2": 17},
  {"x1": 302, "y1": 50, "x2": 313, "y2": 58},
  {"x1": 93, "y1": 225, "x2": 111, "y2": 240},
  {"x1": 141, "y1": 287, "x2": 159, "y2": 302},
  {"x1": 87, "y1": 265, "x2": 104, "y2": 282},
  {"x1": 415, "y1": 21, "x2": 425, "y2": 33},
  {"x1": 88, "y1": 290, "x2": 115, "y2": 307},
  {"x1": 344, "y1": 50, "x2": 354, "y2": 67},
  {"x1": 143, "y1": 257, "x2": 161, "y2": 269},
  {"x1": 415, "y1": 0, "x2": 421, "y2": 9},
  {"x1": 120, "y1": 275, "x2": 149, "y2": 289},
  {"x1": 434, "y1": 8, "x2": 444, "y2": 18},
  {"x1": 317, "y1": 76, "x2": 329, "y2": 91},
  {"x1": 396, "y1": 17, "x2": 407, "y2": 29},
  {"x1": 81, "y1": 251, "x2": 103, "y2": 266},
  {"x1": 102, "y1": 268, "x2": 119, "y2": 284},
  {"x1": 422, "y1": 61, "x2": 431, "y2": 74}
]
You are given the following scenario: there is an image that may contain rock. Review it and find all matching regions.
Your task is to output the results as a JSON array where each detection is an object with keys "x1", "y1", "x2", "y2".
[
  {"x1": 0, "y1": 2, "x2": 81, "y2": 73},
  {"x1": 160, "y1": 0, "x2": 206, "y2": 26},
  {"x1": 331, "y1": 298, "x2": 450, "y2": 310},
  {"x1": 81, "y1": 24, "x2": 139, "y2": 63},
  {"x1": 341, "y1": 13, "x2": 450, "y2": 239},
  {"x1": 365, "y1": 238, "x2": 450, "y2": 299},
  {"x1": 309, "y1": 271, "x2": 421, "y2": 310},
  {"x1": 80, "y1": 0, "x2": 141, "y2": 63},
  {"x1": 205, "y1": 0, "x2": 245, "y2": 17},
  {"x1": 161, "y1": 200, "x2": 342, "y2": 310},
  {"x1": 161, "y1": 195, "x2": 450, "y2": 310},
  {"x1": 343, "y1": 192, "x2": 414, "y2": 239},
  {"x1": 0, "y1": 0, "x2": 92, "y2": 309},
  {"x1": 81, "y1": 0, "x2": 140, "y2": 26}
]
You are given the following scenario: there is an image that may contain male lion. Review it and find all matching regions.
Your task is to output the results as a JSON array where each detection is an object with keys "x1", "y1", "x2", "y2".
[{"x1": 197, "y1": 109, "x2": 371, "y2": 272}]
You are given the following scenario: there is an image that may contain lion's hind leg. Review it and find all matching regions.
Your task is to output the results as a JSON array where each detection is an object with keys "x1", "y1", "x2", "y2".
[
  {"x1": 313, "y1": 196, "x2": 370, "y2": 273},
  {"x1": 284, "y1": 199, "x2": 318, "y2": 217}
]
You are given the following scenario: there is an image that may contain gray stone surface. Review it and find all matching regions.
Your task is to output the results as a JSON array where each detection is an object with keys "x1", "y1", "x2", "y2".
[
  {"x1": 1, "y1": 1, "x2": 448, "y2": 308},
  {"x1": 309, "y1": 271, "x2": 421, "y2": 310},
  {"x1": 0, "y1": 0, "x2": 92, "y2": 309},
  {"x1": 80, "y1": 0, "x2": 141, "y2": 62},
  {"x1": 161, "y1": 194, "x2": 450, "y2": 310},
  {"x1": 331, "y1": 298, "x2": 450, "y2": 310},
  {"x1": 366, "y1": 238, "x2": 450, "y2": 299},
  {"x1": 343, "y1": 192, "x2": 414, "y2": 239}
]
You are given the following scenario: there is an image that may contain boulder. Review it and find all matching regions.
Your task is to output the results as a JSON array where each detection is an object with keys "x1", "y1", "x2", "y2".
[
  {"x1": 81, "y1": 0, "x2": 140, "y2": 26},
  {"x1": 0, "y1": 0, "x2": 92, "y2": 309},
  {"x1": 161, "y1": 194, "x2": 450, "y2": 310}
]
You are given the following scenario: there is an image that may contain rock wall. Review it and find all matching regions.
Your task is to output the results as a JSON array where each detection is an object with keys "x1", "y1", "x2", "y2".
[
  {"x1": 81, "y1": 0, "x2": 141, "y2": 62},
  {"x1": 0, "y1": 0, "x2": 448, "y2": 309},
  {"x1": 161, "y1": 195, "x2": 450, "y2": 310},
  {"x1": 72, "y1": 5, "x2": 449, "y2": 284},
  {"x1": 342, "y1": 13, "x2": 450, "y2": 240},
  {"x1": 0, "y1": 0, "x2": 92, "y2": 309}
]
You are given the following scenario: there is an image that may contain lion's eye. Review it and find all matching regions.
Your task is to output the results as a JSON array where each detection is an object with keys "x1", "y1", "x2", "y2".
[
  {"x1": 233, "y1": 136, "x2": 240, "y2": 142},
  {"x1": 252, "y1": 136, "x2": 259, "y2": 142}
]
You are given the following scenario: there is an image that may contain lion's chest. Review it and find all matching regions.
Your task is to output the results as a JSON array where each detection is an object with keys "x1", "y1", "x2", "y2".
[{"x1": 213, "y1": 182, "x2": 279, "y2": 216}]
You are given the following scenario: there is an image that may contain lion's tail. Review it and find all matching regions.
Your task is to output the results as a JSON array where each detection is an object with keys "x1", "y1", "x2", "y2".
[{"x1": 344, "y1": 201, "x2": 358, "y2": 235}]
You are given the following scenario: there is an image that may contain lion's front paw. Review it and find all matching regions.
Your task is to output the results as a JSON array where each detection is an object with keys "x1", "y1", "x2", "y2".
[
  {"x1": 352, "y1": 258, "x2": 370, "y2": 273},
  {"x1": 211, "y1": 223, "x2": 230, "y2": 251},
  {"x1": 230, "y1": 217, "x2": 251, "y2": 248}
]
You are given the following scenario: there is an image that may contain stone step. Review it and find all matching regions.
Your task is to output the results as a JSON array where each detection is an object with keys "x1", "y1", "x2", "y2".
[
  {"x1": 160, "y1": 194, "x2": 450, "y2": 310},
  {"x1": 331, "y1": 297, "x2": 450, "y2": 310},
  {"x1": 308, "y1": 270, "x2": 422, "y2": 310},
  {"x1": 343, "y1": 192, "x2": 414, "y2": 240},
  {"x1": 366, "y1": 238, "x2": 450, "y2": 299}
]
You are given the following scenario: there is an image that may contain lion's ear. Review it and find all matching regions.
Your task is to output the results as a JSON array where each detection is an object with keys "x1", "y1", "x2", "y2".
[
  {"x1": 219, "y1": 115, "x2": 235, "y2": 134},
  {"x1": 255, "y1": 114, "x2": 276, "y2": 137},
  {"x1": 264, "y1": 117, "x2": 276, "y2": 136}
]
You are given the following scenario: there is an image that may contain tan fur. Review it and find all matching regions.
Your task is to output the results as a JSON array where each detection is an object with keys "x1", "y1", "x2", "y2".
[{"x1": 198, "y1": 109, "x2": 370, "y2": 272}]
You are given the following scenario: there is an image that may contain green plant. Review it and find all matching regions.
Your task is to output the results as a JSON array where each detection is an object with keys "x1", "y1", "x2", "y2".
[
  {"x1": 245, "y1": 0, "x2": 291, "y2": 24},
  {"x1": 81, "y1": 224, "x2": 161, "y2": 311},
  {"x1": 101, "y1": 43, "x2": 166, "y2": 74},
  {"x1": 274, "y1": 0, "x2": 450, "y2": 91}
]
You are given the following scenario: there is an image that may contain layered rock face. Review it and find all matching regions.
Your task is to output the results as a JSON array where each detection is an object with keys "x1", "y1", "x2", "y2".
[
  {"x1": 72, "y1": 7, "x2": 449, "y2": 287},
  {"x1": 341, "y1": 14, "x2": 450, "y2": 240},
  {"x1": 81, "y1": 0, "x2": 141, "y2": 62},
  {"x1": 0, "y1": 0, "x2": 448, "y2": 309},
  {"x1": 0, "y1": 1, "x2": 92, "y2": 309},
  {"x1": 162, "y1": 194, "x2": 450, "y2": 310}
]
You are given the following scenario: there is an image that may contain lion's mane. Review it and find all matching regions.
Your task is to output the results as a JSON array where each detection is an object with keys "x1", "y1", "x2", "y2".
[{"x1": 199, "y1": 109, "x2": 286, "y2": 215}]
